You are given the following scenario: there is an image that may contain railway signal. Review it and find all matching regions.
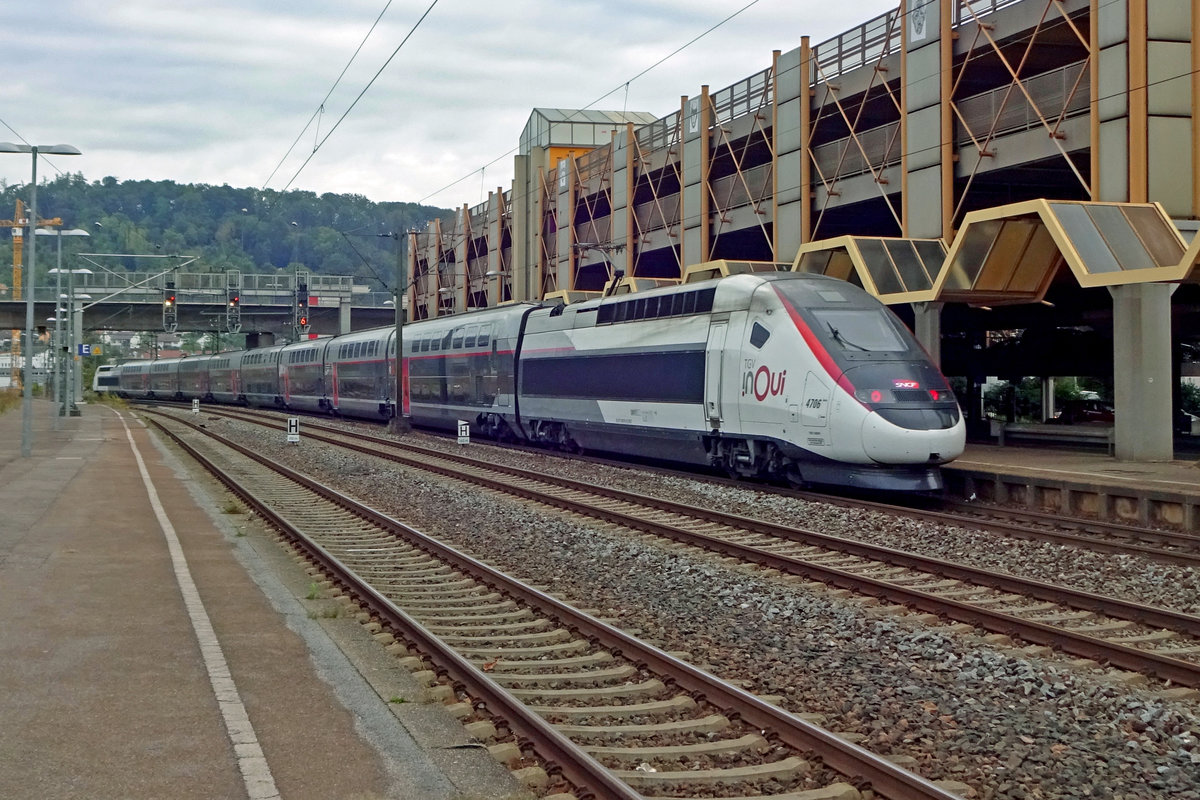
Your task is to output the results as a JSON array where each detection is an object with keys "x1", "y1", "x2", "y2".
[
  {"x1": 226, "y1": 287, "x2": 241, "y2": 333},
  {"x1": 162, "y1": 282, "x2": 178, "y2": 332}
]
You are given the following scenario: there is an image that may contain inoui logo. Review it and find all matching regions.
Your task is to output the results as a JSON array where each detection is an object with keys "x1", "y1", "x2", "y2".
[{"x1": 743, "y1": 365, "x2": 787, "y2": 402}]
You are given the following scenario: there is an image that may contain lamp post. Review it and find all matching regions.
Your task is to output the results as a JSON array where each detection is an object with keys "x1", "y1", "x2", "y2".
[
  {"x1": 379, "y1": 231, "x2": 410, "y2": 434},
  {"x1": 40, "y1": 228, "x2": 89, "y2": 420},
  {"x1": 0, "y1": 142, "x2": 81, "y2": 457},
  {"x1": 66, "y1": 284, "x2": 92, "y2": 414}
]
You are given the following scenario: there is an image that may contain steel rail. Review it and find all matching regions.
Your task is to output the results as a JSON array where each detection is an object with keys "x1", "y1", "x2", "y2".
[
  {"x1": 226, "y1": 412, "x2": 1200, "y2": 642},
  {"x1": 144, "y1": 415, "x2": 642, "y2": 800},
  {"x1": 145, "y1": 410, "x2": 964, "y2": 800}
]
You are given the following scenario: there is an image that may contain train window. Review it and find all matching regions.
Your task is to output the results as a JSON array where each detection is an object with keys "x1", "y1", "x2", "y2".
[
  {"x1": 430, "y1": 335, "x2": 441, "y2": 352},
  {"x1": 463, "y1": 326, "x2": 478, "y2": 348},
  {"x1": 452, "y1": 328, "x2": 465, "y2": 349},
  {"x1": 476, "y1": 325, "x2": 491, "y2": 348},
  {"x1": 749, "y1": 322, "x2": 771, "y2": 349},
  {"x1": 813, "y1": 309, "x2": 906, "y2": 352},
  {"x1": 442, "y1": 331, "x2": 454, "y2": 350}
]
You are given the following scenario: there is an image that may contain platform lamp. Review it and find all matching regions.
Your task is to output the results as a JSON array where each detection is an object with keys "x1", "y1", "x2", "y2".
[
  {"x1": 0, "y1": 142, "x2": 82, "y2": 458},
  {"x1": 40, "y1": 228, "x2": 90, "y2": 419}
]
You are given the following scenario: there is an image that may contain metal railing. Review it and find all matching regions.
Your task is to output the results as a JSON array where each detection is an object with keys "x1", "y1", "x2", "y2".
[
  {"x1": 812, "y1": 8, "x2": 902, "y2": 82},
  {"x1": 955, "y1": 59, "x2": 1090, "y2": 144},
  {"x1": 809, "y1": 60, "x2": 1089, "y2": 182}
]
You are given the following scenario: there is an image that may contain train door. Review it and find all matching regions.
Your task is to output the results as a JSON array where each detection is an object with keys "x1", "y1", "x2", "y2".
[{"x1": 704, "y1": 321, "x2": 728, "y2": 427}]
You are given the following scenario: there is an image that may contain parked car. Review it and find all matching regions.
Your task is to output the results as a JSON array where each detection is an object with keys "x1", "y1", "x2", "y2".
[{"x1": 1054, "y1": 399, "x2": 1114, "y2": 424}]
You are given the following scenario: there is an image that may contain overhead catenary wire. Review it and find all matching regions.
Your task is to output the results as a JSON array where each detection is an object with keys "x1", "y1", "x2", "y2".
[
  {"x1": 417, "y1": 0, "x2": 767, "y2": 205},
  {"x1": 277, "y1": 0, "x2": 441, "y2": 193},
  {"x1": 263, "y1": 0, "x2": 398, "y2": 190}
]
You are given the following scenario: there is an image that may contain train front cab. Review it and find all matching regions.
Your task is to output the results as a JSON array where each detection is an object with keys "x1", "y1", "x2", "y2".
[{"x1": 733, "y1": 274, "x2": 965, "y2": 490}]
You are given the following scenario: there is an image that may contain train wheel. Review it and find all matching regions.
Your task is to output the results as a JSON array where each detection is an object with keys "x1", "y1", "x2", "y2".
[{"x1": 784, "y1": 464, "x2": 807, "y2": 488}]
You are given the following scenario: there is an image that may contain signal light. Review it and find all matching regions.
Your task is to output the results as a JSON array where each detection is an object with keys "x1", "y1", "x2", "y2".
[
  {"x1": 164, "y1": 294, "x2": 175, "y2": 307},
  {"x1": 298, "y1": 315, "x2": 308, "y2": 327}
]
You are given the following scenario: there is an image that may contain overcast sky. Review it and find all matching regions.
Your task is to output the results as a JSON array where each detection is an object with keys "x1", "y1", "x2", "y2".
[{"x1": 2, "y1": 0, "x2": 897, "y2": 209}]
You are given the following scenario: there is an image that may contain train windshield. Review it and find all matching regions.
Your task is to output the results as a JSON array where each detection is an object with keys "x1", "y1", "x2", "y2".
[{"x1": 810, "y1": 309, "x2": 907, "y2": 353}]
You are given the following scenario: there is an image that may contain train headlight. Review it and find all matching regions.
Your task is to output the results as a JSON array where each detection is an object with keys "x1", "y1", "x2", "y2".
[{"x1": 856, "y1": 388, "x2": 895, "y2": 404}]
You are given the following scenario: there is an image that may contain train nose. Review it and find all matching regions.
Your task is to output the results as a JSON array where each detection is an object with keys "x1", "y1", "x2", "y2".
[{"x1": 861, "y1": 411, "x2": 965, "y2": 464}]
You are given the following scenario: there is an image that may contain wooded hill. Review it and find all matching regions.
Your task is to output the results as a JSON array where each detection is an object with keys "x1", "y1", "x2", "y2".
[{"x1": 0, "y1": 173, "x2": 451, "y2": 293}]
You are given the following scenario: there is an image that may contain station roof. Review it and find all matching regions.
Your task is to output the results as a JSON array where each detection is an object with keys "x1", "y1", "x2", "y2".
[
  {"x1": 793, "y1": 201, "x2": 1196, "y2": 308},
  {"x1": 936, "y1": 199, "x2": 1191, "y2": 305},
  {"x1": 791, "y1": 236, "x2": 946, "y2": 304}
]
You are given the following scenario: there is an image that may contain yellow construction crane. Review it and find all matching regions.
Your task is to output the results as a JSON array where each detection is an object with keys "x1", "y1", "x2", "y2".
[{"x1": 3, "y1": 199, "x2": 63, "y2": 389}]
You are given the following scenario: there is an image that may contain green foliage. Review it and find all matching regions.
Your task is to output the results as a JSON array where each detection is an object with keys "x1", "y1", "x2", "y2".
[
  {"x1": 1182, "y1": 381, "x2": 1200, "y2": 416},
  {"x1": 983, "y1": 376, "x2": 1110, "y2": 422},
  {"x1": 0, "y1": 388, "x2": 19, "y2": 414},
  {"x1": 0, "y1": 174, "x2": 452, "y2": 294}
]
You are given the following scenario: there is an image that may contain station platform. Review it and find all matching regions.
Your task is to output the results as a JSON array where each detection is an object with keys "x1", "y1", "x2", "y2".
[
  {"x1": 946, "y1": 440, "x2": 1200, "y2": 528},
  {"x1": 0, "y1": 400, "x2": 515, "y2": 800}
]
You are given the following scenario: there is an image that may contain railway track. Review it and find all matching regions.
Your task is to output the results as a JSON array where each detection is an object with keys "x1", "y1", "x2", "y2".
[
  {"x1": 146, "y1": 410, "x2": 965, "y2": 800},
  {"x1": 796, "y1": 490, "x2": 1200, "y2": 569},
  {"x1": 153, "y1": 405, "x2": 1200, "y2": 688}
]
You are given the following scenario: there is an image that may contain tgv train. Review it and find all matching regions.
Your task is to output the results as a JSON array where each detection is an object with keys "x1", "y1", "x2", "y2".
[{"x1": 117, "y1": 273, "x2": 965, "y2": 491}]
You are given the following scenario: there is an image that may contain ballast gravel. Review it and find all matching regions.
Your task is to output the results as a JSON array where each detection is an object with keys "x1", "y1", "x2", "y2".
[{"x1": 195, "y1": 415, "x2": 1200, "y2": 800}]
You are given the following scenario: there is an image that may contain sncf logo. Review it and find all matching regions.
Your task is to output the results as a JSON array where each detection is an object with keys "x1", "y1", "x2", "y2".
[
  {"x1": 743, "y1": 365, "x2": 787, "y2": 402},
  {"x1": 893, "y1": 379, "x2": 920, "y2": 389}
]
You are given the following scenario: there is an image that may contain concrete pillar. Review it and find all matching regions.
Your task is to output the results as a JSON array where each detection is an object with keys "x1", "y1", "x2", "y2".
[
  {"x1": 1041, "y1": 377, "x2": 1056, "y2": 422},
  {"x1": 902, "y1": 0, "x2": 952, "y2": 239},
  {"x1": 511, "y1": 153, "x2": 531, "y2": 301},
  {"x1": 1109, "y1": 282, "x2": 1175, "y2": 460},
  {"x1": 680, "y1": 87, "x2": 711, "y2": 268},
  {"x1": 775, "y1": 41, "x2": 808, "y2": 259},
  {"x1": 1095, "y1": 0, "x2": 1194, "y2": 212},
  {"x1": 338, "y1": 297, "x2": 352, "y2": 335},
  {"x1": 912, "y1": 301, "x2": 943, "y2": 367}
]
